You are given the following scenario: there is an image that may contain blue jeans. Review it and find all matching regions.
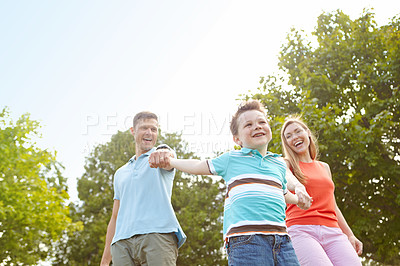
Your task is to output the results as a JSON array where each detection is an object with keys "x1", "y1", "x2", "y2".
[{"x1": 227, "y1": 234, "x2": 300, "y2": 266}]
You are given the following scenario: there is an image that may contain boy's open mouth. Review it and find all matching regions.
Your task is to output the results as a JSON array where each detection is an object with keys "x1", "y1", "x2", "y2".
[{"x1": 253, "y1": 132, "x2": 265, "y2": 137}]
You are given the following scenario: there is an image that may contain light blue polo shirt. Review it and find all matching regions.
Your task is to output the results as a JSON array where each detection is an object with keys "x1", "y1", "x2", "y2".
[
  {"x1": 207, "y1": 148, "x2": 288, "y2": 241},
  {"x1": 112, "y1": 147, "x2": 186, "y2": 248}
]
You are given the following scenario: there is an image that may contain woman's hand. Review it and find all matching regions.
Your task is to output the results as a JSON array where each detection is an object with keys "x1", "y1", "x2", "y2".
[
  {"x1": 348, "y1": 235, "x2": 363, "y2": 255},
  {"x1": 294, "y1": 184, "x2": 312, "y2": 210}
]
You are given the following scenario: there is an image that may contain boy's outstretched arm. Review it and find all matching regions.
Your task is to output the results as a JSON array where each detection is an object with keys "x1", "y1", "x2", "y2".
[
  {"x1": 149, "y1": 152, "x2": 211, "y2": 175},
  {"x1": 170, "y1": 158, "x2": 211, "y2": 175}
]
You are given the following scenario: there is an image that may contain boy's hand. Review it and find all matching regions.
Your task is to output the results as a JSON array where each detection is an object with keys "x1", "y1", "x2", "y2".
[
  {"x1": 295, "y1": 184, "x2": 312, "y2": 210},
  {"x1": 149, "y1": 150, "x2": 173, "y2": 169}
]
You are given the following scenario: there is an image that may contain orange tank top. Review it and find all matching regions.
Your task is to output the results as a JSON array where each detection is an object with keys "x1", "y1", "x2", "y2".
[{"x1": 286, "y1": 160, "x2": 339, "y2": 228}]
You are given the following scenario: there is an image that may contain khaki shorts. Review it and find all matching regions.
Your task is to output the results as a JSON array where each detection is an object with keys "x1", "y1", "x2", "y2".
[{"x1": 111, "y1": 233, "x2": 178, "y2": 266}]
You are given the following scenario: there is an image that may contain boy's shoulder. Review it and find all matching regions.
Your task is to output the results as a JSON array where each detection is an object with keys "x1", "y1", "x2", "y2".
[
  {"x1": 223, "y1": 149, "x2": 283, "y2": 157},
  {"x1": 265, "y1": 154, "x2": 286, "y2": 163},
  {"x1": 217, "y1": 149, "x2": 285, "y2": 160}
]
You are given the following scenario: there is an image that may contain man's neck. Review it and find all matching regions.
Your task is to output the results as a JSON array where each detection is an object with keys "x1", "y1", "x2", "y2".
[{"x1": 135, "y1": 147, "x2": 152, "y2": 158}]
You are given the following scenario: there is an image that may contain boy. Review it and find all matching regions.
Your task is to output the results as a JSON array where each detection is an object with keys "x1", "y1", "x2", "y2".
[{"x1": 149, "y1": 100, "x2": 310, "y2": 265}]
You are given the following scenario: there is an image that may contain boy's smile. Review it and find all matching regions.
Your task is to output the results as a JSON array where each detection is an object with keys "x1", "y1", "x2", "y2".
[{"x1": 233, "y1": 110, "x2": 272, "y2": 156}]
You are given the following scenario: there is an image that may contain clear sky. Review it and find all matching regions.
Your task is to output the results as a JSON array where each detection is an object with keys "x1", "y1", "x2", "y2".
[{"x1": 1, "y1": 0, "x2": 399, "y2": 202}]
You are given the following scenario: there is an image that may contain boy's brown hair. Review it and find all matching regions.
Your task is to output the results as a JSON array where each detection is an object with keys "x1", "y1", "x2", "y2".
[
  {"x1": 133, "y1": 111, "x2": 158, "y2": 129},
  {"x1": 230, "y1": 100, "x2": 266, "y2": 136}
]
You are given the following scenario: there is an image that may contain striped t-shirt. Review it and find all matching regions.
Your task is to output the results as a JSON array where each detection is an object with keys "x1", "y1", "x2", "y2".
[{"x1": 207, "y1": 148, "x2": 288, "y2": 241}]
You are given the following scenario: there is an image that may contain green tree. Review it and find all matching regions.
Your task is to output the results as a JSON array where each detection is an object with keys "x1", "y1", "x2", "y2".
[
  {"x1": 54, "y1": 129, "x2": 226, "y2": 265},
  {"x1": 0, "y1": 108, "x2": 81, "y2": 265},
  {"x1": 244, "y1": 9, "x2": 400, "y2": 265}
]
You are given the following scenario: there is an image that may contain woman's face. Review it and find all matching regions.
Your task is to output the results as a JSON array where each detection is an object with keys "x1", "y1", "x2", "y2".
[{"x1": 283, "y1": 122, "x2": 311, "y2": 156}]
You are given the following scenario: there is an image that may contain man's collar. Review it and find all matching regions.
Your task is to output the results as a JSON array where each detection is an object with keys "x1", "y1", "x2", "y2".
[{"x1": 129, "y1": 147, "x2": 156, "y2": 162}]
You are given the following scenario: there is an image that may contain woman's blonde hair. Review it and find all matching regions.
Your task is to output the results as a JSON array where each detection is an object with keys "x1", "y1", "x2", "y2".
[{"x1": 280, "y1": 116, "x2": 319, "y2": 184}]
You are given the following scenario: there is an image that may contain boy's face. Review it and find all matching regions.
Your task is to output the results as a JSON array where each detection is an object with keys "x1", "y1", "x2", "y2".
[
  {"x1": 233, "y1": 110, "x2": 272, "y2": 153},
  {"x1": 130, "y1": 118, "x2": 158, "y2": 156}
]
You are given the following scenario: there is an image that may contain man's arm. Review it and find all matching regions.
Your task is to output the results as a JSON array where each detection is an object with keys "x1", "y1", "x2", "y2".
[{"x1": 100, "y1": 199, "x2": 120, "y2": 266}]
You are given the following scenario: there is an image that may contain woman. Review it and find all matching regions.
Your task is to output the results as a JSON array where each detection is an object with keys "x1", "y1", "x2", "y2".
[{"x1": 281, "y1": 116, "x2": 363, "y2": 266}]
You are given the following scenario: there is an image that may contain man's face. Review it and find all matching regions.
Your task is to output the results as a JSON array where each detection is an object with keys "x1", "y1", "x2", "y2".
[{"x1": 131, "y1": 118, "x2": 158, "y2": 156}]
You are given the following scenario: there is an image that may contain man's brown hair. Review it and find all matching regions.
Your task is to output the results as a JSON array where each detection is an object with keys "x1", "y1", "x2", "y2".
[{"x1": 133, "y1": 111, "x2": 158, "y2": 129}]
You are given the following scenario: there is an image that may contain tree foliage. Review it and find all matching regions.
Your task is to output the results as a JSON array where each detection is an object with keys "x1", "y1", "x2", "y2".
[
  {"x1": 243, "y1": 10, "x2": 400, "y2": 265},
  {"x1": 54, "y1": 129, "x2": 226, "y2": 265},
  {"x1": 0, "y1": 108, "x2": 80, "y2": 265}
]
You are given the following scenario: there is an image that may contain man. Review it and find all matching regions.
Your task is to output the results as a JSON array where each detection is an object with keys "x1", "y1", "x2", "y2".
[{"x1": 100, "y1": 111, "x2": 186, "y2": 266}]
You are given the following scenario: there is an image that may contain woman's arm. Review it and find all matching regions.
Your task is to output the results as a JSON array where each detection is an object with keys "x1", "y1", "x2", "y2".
[
  {"x1": 284, "y1": 191, "x2": 299, "y2": 205},
  {"x1": 285, "y1": 165, "x2": 312, "y2": 209},
  {"x1": 335, "y1": 203, "x2": 363, "y2": 255},
  {"x1": 323, "y1": 162, "x2": 363, "y2": 255}
]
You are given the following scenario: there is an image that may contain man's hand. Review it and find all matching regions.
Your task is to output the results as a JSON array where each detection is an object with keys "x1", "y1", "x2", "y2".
[
  {"x1": 149, "y1": 149, "x2": 173, "y2": 169},
  {"x1": 294, "y1": 184, "x2": 312, "y2": 210}
]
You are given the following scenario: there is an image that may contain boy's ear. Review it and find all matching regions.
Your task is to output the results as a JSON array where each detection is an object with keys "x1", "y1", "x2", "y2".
[
  {"x1": 130, "y1": 127, "x2": 135, "y2": 136},
  {"x1": 233, "y1": 135, "x2": 242, "y2": 147}
]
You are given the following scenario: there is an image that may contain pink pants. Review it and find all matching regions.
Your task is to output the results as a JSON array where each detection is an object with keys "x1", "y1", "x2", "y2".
[{"x1": 287, "y1": 225, "x2": 361, "y2": 266}]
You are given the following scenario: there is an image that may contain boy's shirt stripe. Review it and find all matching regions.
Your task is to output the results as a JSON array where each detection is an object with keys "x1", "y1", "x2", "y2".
[
  {"x1": 225, "y1": 184, "x2": 284, "y2": 203},
  {"x1": 227, "y1": 224, "x2": 287, "y2": 236},
  {"x1": 207, "y1": 148, "x2": 288, "y2": 241},
  {"x1": 227, "y1": 178, "x2": 282, "y2": 196}
]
